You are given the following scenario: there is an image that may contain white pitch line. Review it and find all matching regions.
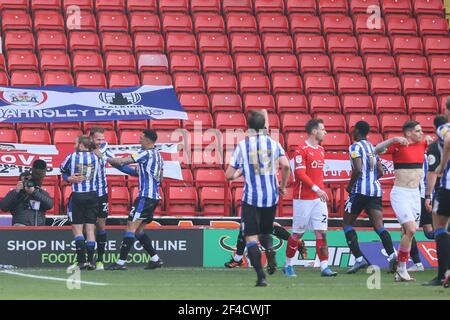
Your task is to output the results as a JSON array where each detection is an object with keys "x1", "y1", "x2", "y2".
[{"x1": 1, "y1": 270, "x2": 109, "y2": 286}]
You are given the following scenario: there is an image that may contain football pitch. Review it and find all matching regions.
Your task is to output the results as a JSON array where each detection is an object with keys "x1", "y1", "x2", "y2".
[{"x1": 0, "y1": 267, "x2": 449, "y2": 300}]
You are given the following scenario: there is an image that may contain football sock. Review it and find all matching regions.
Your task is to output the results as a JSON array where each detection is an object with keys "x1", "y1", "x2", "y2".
[
  {"x1": 86, "y1": 241, "x2": 96, "y2": 265},
  {"x1": 376, "y1": 228, "x2": 395, "y2": 256},
  {"x1": 285, "y1": 235, "x2": 299, "y2": 266},
  {"x1": 410, "y1": 237, "x2": 421, "y2": 264},
  {"x1": 435, "y1": 228, "x2": 450, "y2": 280},
  {"x1": 316, "y1": 238, "x2": 329, "y2": 271},
  {"x1": 118, "y1": 232, "x2": 135, "y2": 263},
  {"x1": 273, "y1": 225, "x2": 290, "y2": 241},
  {"x1": 246, "y1": 241, "x2": 265, "y2": 279},
  {"x1": 344, "y1": 226, "x2": 363, "y2": 259},
  {"x1": 96, "y1": 230, "x2": 107, "y2": 263},
  {"x1": 259, "y1": 234, "x2": 273, "y2": 251},
  {"x1": 397, "y1": 245, "x2": 410, "y2": 272},
  {"x1": 136, "y1": 232, "x2": 157, "y2": 257},
  {"x1": 75, "y1": 236, "x2": 86, "y2": 264},
  {"x1": 236, "y1": 230, "x2": 246, "y2": 256}
]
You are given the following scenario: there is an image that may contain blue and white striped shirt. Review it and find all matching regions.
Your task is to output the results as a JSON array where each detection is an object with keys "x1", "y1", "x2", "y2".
[
  {"x1": 419, "y1": 154, "x2": 428, "y2": 198},
  {"x1": 132, "y1": 148, "x2": 163, "y2": 199},
  {"x1": 437, "y1": 123, "x2": 450, "y2": 190},
  {"x1": 349, "y1": 139, "x2": 382, "y2": 197},
  {"x1": 60, "y1": 151, "x2": 100, "y2": 193},
  {"x1": 230, "y1": 134, "x2": 286, "y2": 207},
  {"x1": 97, "y1": 142, "x2": 115, "y2": 197}
]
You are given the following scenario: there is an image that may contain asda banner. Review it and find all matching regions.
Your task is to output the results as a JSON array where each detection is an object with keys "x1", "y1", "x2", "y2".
[
  {"x1": 0, "y1": 85, "x2": 187, "y2": 123},
  {"x1": 203, "y1": 229, "x2": 437, "y2": 270}
]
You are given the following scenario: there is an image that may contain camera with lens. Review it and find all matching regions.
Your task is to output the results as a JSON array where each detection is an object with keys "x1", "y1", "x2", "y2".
[{"x1": 24, "y1": 176, "x2": 37, "y2": 189}]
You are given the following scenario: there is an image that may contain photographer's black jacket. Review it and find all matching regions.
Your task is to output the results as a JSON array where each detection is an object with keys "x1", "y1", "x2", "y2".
[{"x1": 0, "y1": 189, "x2": 54, "y2": 226}]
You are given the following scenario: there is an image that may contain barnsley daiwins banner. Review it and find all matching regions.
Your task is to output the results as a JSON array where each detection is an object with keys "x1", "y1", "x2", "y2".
[
  {"x1": 0, "y1": 85, "x2": 187, "y2": 123},
  {"x1": 0, "y1": 143, "x2": 183, "y2": 180}
]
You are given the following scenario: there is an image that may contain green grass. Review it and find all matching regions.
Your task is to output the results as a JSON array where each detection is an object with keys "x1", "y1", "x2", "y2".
[{"x1": 0, "y1": 267, "x2": 448, "y2": 300}]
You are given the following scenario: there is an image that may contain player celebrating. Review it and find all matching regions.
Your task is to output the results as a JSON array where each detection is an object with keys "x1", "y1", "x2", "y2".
[
  {"x1": 343, "y1": 121, "x2": 397, "y2": 274},
  {"x1": 283, "y1": 119, "x2": 338, "y2": 278},
  {"x1": 60, "y1": 135, "x2": 100, "y2": 270},
  {"x1": 375, "y1": 121, "x2": 430, "y2": 282},
  {"x1": 105, "y1": 130, "x2": 164, "y2": 270}
]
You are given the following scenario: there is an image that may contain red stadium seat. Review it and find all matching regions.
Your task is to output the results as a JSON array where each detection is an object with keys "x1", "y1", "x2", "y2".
[
  {"x1": 43, "y1": 71, "x2": 74, "y2": 86},
  {"x1": 391, "y1": 35, "x2": 424, "y2": 55},
  {"x1": 206, "y1": 73, "x2": 237, "y2": 94},
  {"x1": 262, "y1": 33, "x2": 294, "y2": 54},
  {"x1": 322, "y1": 133, "x2": 350, "y2": 151},
  {"x1": 4, "y1": 31, "x2": 35, "y2": 51},
  {"x1": 407, "y1": 96, "x2": 439, "y2": 114},
  {"x1": 97, "y1": 11, "x2": 128, "y2": 33},
  {"x1": 200, "y1": 187, "x2": 232, "y2": 216},
  {"x1": 63, "y1": 0, "x2": 94, "y2": 12},
  {"x1": 304, "y1": 75, "x2": 335, "y2": 95},
  {"x1": 170, "y1": 52, "x2": 201, "y2": 73},
  {"x1": 327, "y1": 35, "x2": 358, "y2": 55},
  {"x1": 95, "y1": 0, "x2": 126, "y2": 12},
  {"x1": 254, "y1": 0, "x2": 284, "y2": 15},
  {"x1": 162, "y1": 13, "x2": 193, "y2": 33},
  {"x1": 190, "y1": 0, "x2": 220, "y2": 14},
  {"x1": 318, "y1": 0, "x2": 348, "y2": 15},
  {"x1": 183, "y1": 112, "x2": 214, "y2": 130},
  {"x1": 195, "y1": 169, "x2": 226, "y2": 187},
  {"x1": 210, "y1": 93, "x2": 242, "y2": 113},
  {"x1": 290, "y1": 14, "x2": 321, "y2": 35},
  {"x1": 396, "y1": 55, "x2": 428, "y2": 76},
  {"x1": 0, "y1": 0, "x2": 29, "y2": 10},
  {"x1": 354, "y1": 14, "x2": 386, "y2": 35},
  {"x1": 73, "y1": 50, "x2": 103, "y2": 72},
  {"x1": 266, "y1": 54, "x2": 298, "y2": 74},
  {"x1": 413, "y1": 0, "x2": 444, "y2": 16},
  {"x1": 271, "y1": 73, "x2": 303, "y2": 94},
  {"x1": 20, "y1": 129, "x2": 51, "y2": 144},
  {"x1": 322, "y1": 14, "x2": 353, "y2": 35},
  {"x1": 164, "y1": 168, "x2": 194, "y2": 187},
  {"x1": 69, "y1": 31, "x2": 100, "y2": 52},
  {"x1": 188, "y1": 129, "x2": 220, "y2": 150},
  {"x1": 39, "y1": 51, "x2": 71, "y2": 72},
  {"x1": 234, "y1": 54, "x2": 265, "y2": 74},
  {"x1": 68, "y1": 12, "x2": 96, "y2": 32},
  {"x1": 2, "y1": 10, "x2": 32, "y2": 32},
  {"x1": 402, "y1": 75, "x2": 433, "y2": 96},
  {"x1": 167, "y1": 187, "x2": 198, "y2": 215},
  {"x1": 382, "y1": 0, "x2": 412, "y2": 15},
  {"x1": 226, "y1": 14, "x2": 257, "y2": 33},
  {"x1": 105, "y1": 52, "x2": 136, "y2": 73},
  {"x1": 37, "y1": 31, "x2": 67, "y2": 51},
  {"x1": 137, "y1": 53, "x2": 168, "y2": 73},
  {"x1": 418, "y1": 16, "x2": 449, "y2": 37},
  {"x1": 412, "y1": 114, "x2": 435, "y2": 133},
  {"x1": 281, "y1": 113, "x2": 312, "y2": 132},
  {"x1": 243, "y1": 94, "x2": 276, "y2": 114},
  {"x1": 348, "y1": 114, "x2": 379, "y2": 133},
  {"x1": 191, "y1": 149, "x2": 223, "y2": 169},
  {"x1": 0, "y1": 129, "x2": 18, "y2": 143},
  {"x1": 84, "y1": 121, "x2": 114, "y2": 131},
  {"x1": 119, "y1": 130, "x2": 141, "y2": 144},
  {"x1": 366, "y1": 133, "x2": 383, "y2": 146},
  {"x1": 215, "y1": 112, "x2": 247, "y2": 131},
  {"x1": 10, "y1": 71, "x2": 41, "y2": 86},
  {"x1": 337, "y1": 74, "x2": 368, "y2": 95},
  {"x1": 134, "y1": 33, "x2": 164, "y2": 53},
  {"x1": 101, "y1": 32, "x2": 132, "y2": 52},
  {"x1": 358, "y1": 35, "x2": 391, "y2": 55},
  {"x1": 386, "y1": 15, "x2": 417, "y2": 36},
  {"x1": 257, "y1": 14, "x2": 289, "y2": 34},
  {"x1": 53, "y1": 129, "x2": 82, "y2": 147},
  {"x1": 179, "y1": 93, "x2": 210, "y2": 112},
  {"x1": 159, "y1": 0, "x2": 188, "y2": 14},
  {"x1": 332, "y1": 54, "x2": 363, "y2": 75},
  {"x1": 7, "y1": 51, "x2": 38, "y2": 72},
  {"x1": 75, "y1": 72, "x2": 107, "y2": 88},
  {"x1": 129, "y1": 12, "x2": 160, "y2": 34},
  {"x1": 33, "y1": 10, "x2": 64, "y2": 32},
  {"x1": 198, "y1": 33, "x2": 229, "y2": 54},
  {"x1": 116, "y1": 120, "x2": 148, "y2": 131},
  {"x1": 375, "y1": 95, "x2": 407, "y2": 114},
  {"x1": 171, "y1": 72, "x2": 204, "y2": 93},
  {"x1": 166, "y1": 32, "x2": 197, "y2": 53},
  {"x1": 299, "y1": 54, "x2": 331, "y2": 74},
  {"x1": 267, "y1": 114, "x2": 281, "y2": 130},
  {"x1": 127, "y1": 0, "x2": 157, "y2": 12},
  {"x1": 380, "y1": 114, "x2": 410, "y2": 132},
  {"x1": 286, "y1": 0, "x2": 316, "y2": 15},
  {"x1": 309, "y1": 95, "x2": 341, "y2": 113},
  {"x1": 286, "y1": 131, "x2": 309, "y2": 154},
  {"x1": 108, "y1": 72, "x2": 139, "y2": 88},
  {"x1": 150, "y1": 119, "x2": 181, "y2": 130},
  {"x1": 141, "y1": 72, "x2": 172, "y2": 85},
  {"x1": 315, "y1": 113, "x2": 346, "y2": 132},
  {"x1": 364, "y1": 55, "x2": 396, "y2": 75},
  {"x1": 434, "y1": 75, "x2": 450, "y2": 97},
  {"x1": 429, "y1": 56, "x2": 450, "y2": 76},
  {"x1": 201, "y1": 53, "x2": 233, "y2": 74},
  {"x1": 50, "y1": 122, "x2": 82, "y2": 131},
  {"x1": 222, "y1": 0, "x2": 252, "y2": 14},
  {"x1": 230, "y1": 33, "x2": 261, "y2": 54},
  {"x1": 193, "y1": 14, "x2": 224, "y2": 33},
  {"x1": 239, "y1": 73, "x2": 270, "y2": 94},
  {"x1": 342, "y1": 95, "x2": 374, "y2": 114},
  {"x1": 276, "y1": 93, "x2": 308, "y2": 113},
  {"x1": 109, "y1": 186, "x2": 130, "y2": 216},
  {"x1": 370, "y1": 75, "x2": 402, "y2": 95},
  {"x1": 16, "y1": 122, "x2": 48, "y2": 131}
]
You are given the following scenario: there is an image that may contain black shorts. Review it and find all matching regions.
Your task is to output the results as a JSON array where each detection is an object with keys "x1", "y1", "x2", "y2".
[
  {"x1": 419, "y1": 197, "x2": 433, "y2": 227},
  {"x1": 436, "y1": 188, "x2": 450, "y2": 217},
  {"x1": 128, "y1": 197, "x2": 159, "y2": 224},
  {"x1": 68, "y1": 192, "x2": 99, "y2": 225},
  {"x1": 97, "y1": 194, "x2": 109, "y2": 219},
  {"x1": 240, "y1": 202, "x2": 277, "y2": 237},
  {"x1": 345, "y1": 193, "x2": 382, "y2": 216}
]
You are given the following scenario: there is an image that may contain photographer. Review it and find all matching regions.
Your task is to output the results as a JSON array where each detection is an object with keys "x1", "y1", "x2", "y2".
[{"x1": 0, "y1": 171, "x2": 53, "y2": 226}]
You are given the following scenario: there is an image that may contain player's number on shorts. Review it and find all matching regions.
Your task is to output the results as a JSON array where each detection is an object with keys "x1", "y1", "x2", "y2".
[
  {"x1": 102, "y1": 202, "x2": 108, "y2": 214},
  {"x1": 321, "y1": 214, "x2": 327, "y2": 223},
  {"x1": 129, "y1": 206, "x2": 136, "y2": 218}
]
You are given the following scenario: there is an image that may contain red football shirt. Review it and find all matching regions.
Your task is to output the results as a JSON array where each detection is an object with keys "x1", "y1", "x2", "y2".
[
  {"x1": 385, "y1": 140, "x2": 428, "y2": 169},
  {"x1": 293, "y1": 141, "x2": 325, "y2": 200}
]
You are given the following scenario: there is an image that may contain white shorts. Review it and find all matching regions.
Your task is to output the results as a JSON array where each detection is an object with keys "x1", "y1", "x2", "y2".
[
  {"x1": 390, "y1": 186, "x2": 421, "y2": 226},
  {"x1": 292, "y1": 199, "x2": 328, "y2": 233}
]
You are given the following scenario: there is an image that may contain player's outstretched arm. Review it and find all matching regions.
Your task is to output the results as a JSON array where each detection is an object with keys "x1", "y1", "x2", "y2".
[
  {"x1": 107, "y1": 156, "x2": 135, "y2": 167},
  {"x1": 374, "y1": 136, "x2": 408, "y2": 154},
  {"x1": 376, "y1": 159, "x2": 384, "y2": 179}
]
